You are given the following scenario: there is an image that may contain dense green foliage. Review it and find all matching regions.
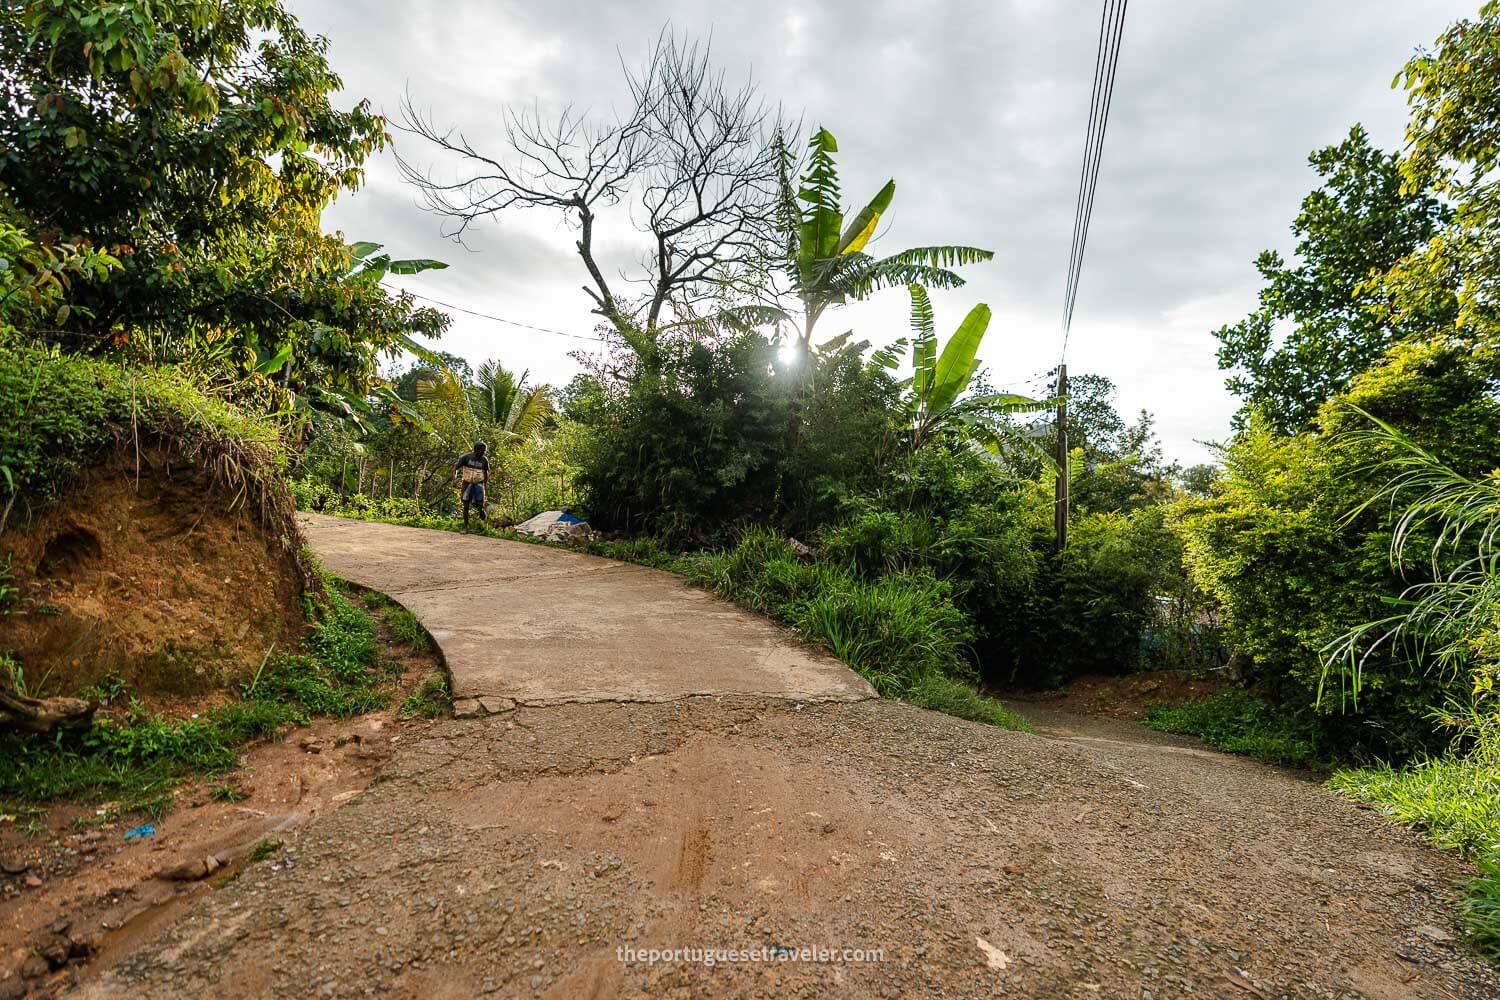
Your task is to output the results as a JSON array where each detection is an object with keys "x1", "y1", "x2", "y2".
[
  {"x1": 1213, "y1": 127, "x2": 1452, "y2": 433},
  {"x1": 553, "y1": 311, "x2": 1208, "y2": 689},
  {"x1": 1162, "y1": 6, "x2": 1500, "y2": 959},
  {"x1": 1388, "y1": 0, "x2": 1500, "y2": 347},
  {"x1": 1179, "y1": 5, "x2": 1500, "y2": 767},
  {"x1": 0, "y1": 0, "x2": 445, "y2": 417},
  {"x1": 566, "y1": 332, "x2": 901, "y2": 540},
  {"x1": 1143, "y1": 689, "x2": 1320, "y2": 768},
  {"x1": 685, "y1": 528, "x2": 1029, "y2": 729},
  {"x1": 1174, "y1": 340, "x2": 1500, "y2": 758}
]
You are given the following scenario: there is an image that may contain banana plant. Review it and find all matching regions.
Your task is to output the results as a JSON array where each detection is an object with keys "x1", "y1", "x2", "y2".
[
  {"x1": 716, "y1": 128, "x2": 994, "y2": 351},
  {"x1": 878, "y1": 285, "x2": 1042, "y2": 452},
  {"x1": 343, "y1": 241, "x2": 448, "y2": 285},
  {"x1": 340, "y1": 239, "x2": 449, "y2": 365}
]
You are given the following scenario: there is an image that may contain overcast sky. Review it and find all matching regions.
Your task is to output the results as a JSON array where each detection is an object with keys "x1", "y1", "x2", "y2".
[{"x1": 292, "y1": 0, "x2": 1477, "y2": 464}]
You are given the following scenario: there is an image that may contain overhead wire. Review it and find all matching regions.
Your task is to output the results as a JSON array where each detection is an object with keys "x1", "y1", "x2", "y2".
[
  {"x1": 1067, "y1": 0, "x2": 1128, "y2": 337},
  {"x1": 1062, "y1": 0, "x2": 1115, "y2": 350},
  {"x1": 383, "y1": 284, "x2": 607, "y2": 344},
  {"x1": 1061, "y1": 0, "x2": 1129, "y2": 362}
]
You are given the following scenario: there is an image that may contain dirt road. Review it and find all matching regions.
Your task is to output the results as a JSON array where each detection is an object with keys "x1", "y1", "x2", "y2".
[{"x1": 79, "y1": 519, "x2": 1497, "y2": 997}]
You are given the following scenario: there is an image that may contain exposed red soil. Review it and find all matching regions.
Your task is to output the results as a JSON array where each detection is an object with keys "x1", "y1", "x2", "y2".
[
  {"x1": 1006, "y1": 670, "x2": 1225, "y2": 722},
  {"x1": 0, "y1": 612, "x2": 447, "y2": 998},
  {"x1": 0, "y1": 452, "x2": 306, "y2": 697}
]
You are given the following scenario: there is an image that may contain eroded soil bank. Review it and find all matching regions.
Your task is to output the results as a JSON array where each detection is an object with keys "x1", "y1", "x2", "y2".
[{"x1": 2, "y1": 453, "x2": 305, "y2": 698}]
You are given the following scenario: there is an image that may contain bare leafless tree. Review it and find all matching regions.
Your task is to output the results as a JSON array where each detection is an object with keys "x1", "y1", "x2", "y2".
[{"x1": 397, "y1": 29, "x2": 787, "y2": 342}]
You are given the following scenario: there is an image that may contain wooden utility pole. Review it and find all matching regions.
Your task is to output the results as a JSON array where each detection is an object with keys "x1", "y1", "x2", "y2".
[{"x1": 1054, "y1": 364, "x2": 1069, "y2": 551}]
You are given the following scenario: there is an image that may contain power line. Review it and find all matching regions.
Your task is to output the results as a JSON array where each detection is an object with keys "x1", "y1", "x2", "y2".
[
  {"x1": 386, "y1": 285, "x2": 607, "y2": 343},
  {"x1": 1063, "y1": 0, "x2": 1115, "y2": 346},
  {"x1": 1069, "y1": 0, "x2": 1127, "y2": 337},
  {"x1": 1062, "y1": 0, "x2": 1129, "y2": 359}
]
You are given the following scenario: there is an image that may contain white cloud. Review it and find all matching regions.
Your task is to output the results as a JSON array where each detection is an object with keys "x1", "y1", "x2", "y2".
[{"x1": 291, "y1": 0, "x2": 1478, "y2": 463}]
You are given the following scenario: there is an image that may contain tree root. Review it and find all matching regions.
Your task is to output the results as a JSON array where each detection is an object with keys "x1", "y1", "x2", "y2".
[{"x1": 0, "y1": 678, "x2": 95, "y2": 734}]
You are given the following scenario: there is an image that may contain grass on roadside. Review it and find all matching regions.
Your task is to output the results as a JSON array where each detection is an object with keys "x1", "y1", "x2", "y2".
[
  {"x1": 398, "y1": 672, "x2": 451, "y2": 720},
  {"x1": 686, "y1": 528, "x2": 1030, "y2": 732},
  {"x1": 248, "y1": 837, "x2": 283, "y2": 862},
  {"x1": 1329, "y1": 748, "x2": 1500, "y2": 962},
  {"x1": 905, "y1": 673, "x2": 1031, "y2": 730},
  {"x1": 386, "y1": 607, "x2": 429, "y2": 651},
  {"x1": 0, "y1": 579, "x2": 391, "y2": 816},
  {"x1": 1465, "y1": 859, "x2": 1500, "y2": 961},
  {"x1": 1142, "y1": 688, "x2": 1320, "y2": 768}
]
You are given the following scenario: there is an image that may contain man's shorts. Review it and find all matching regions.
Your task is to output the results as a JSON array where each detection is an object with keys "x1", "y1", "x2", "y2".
[{"x1": 461, "y1": 482, "x2": 486, "y2": 505}]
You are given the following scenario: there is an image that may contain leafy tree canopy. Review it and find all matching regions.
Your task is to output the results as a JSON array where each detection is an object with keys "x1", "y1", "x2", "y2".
[
  {"x1": 1213, "y1": 126, "x2": 1453, "y2": 433},
  {"x1": 1384, "y1": 0, "x2": 1500, "y2": 343},
  {"x1": 0, "y1": 0, "x2": 447, "y2": 408}
]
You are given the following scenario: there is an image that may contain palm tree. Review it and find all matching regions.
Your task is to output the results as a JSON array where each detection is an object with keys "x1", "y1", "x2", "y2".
[
  {"x1": 416, "y1": 361, "x2": 554, "y2": 445},
  {"x1": 468, "y1": 362, "x2": 555, "y2": 442}
]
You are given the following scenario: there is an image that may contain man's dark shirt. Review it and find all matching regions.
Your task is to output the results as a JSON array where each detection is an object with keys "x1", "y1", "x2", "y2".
[{"x1": 455, "y1": 452, "x2": 490, "y2": 476}]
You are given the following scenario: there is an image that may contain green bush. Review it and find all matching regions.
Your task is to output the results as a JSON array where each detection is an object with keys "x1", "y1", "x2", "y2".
[
  {"x1": 386, "y1": 607, "x2": 428, "y2": 651},
  {"x1": 819, "y1": 446, "x2": 1202, "y2": 689},
  {"x1": 1171, "y1": 341, "x2": 1500, "y2": 759},
  {"x1": 564, "y1": 333, "x2": 900, "y2": 542},
  {"x1": 690, "y1": 528, "x2": 959, "y2": 682},
  {"x1": 1143, "y1": 689, "x2": 1321, "y2": 768},
  {"x1": 686, "y1": 527, "x2": 1028, "y2": 730}
]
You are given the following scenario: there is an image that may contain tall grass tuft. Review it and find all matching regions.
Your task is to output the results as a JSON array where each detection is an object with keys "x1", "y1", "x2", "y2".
[{"x1": 685, "y1": 527, "x2": 1028, "y2": 731}]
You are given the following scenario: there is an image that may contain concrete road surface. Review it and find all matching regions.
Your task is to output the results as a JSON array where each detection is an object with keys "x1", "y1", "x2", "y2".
[{"x1": 298, "y1": 513, "x2": 875, "y2": 714}]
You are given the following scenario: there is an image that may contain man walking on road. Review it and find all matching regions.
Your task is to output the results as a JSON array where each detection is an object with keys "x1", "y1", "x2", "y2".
[{"x1": 454, "y1": 441, "x2": 490, "y2": 534}]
